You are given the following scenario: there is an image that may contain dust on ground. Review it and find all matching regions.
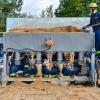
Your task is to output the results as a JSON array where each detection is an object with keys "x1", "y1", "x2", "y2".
[{"x1": 0, "y1": 78, "x2": 100, "y2": 100}]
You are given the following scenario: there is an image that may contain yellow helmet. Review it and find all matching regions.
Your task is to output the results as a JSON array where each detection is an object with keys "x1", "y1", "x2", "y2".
[{"x1": 89, "y1": 3, "x2": 97, "y2": 8}]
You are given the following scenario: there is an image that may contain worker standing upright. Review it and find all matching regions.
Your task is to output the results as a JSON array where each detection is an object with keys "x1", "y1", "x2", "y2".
[{"x1": 83, "y1": 3, "x2": 100, "y2": 58}]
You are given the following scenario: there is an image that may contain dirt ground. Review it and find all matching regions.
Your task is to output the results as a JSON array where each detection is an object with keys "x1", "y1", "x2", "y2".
[{"x1": 0, "y1": 78, "x2": 100, "y2": 100}]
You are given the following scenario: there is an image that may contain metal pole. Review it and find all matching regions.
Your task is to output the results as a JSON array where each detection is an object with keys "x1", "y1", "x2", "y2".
[
  {"x1": 15, "y1": 52, "x2": 20, "y2": 65},
  {"x1": 57, "y1": 52, "x2": 63, "y2": 62},
  {"x1": 36, "y1": 52, "x2": 42, "y2": 76},
  {"x1": 36, "y1": 52, "x2": 41, "y2": 64},
  {"x1": 91, "y1": 48, "x2": 97, "y2": 87},
  {"x1": 57, "y1": 52, "x2": 63, "y2": 76},
  {"x1": 2, "y1": 51, "x2": 7, "y2": 85},
  {"x1": 79, "y1": 52, "x2": 84, "y2": 61}
]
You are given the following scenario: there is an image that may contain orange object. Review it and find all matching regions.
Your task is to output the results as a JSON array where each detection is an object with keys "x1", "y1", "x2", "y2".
[{"x1": 44, "y1": 39, "x2": 54, "y2": 47}]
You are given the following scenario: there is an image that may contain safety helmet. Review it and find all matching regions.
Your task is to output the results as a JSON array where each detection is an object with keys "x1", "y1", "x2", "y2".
[
  {"x1": 89, "y1": 3, "x2": 97, "y2": 8},
  {"x1": 53, "y1": 62, "x2": 58, "y2": 65},
  {"x1": 24, "y1": 65, "x2": 29, "y2": 68}
]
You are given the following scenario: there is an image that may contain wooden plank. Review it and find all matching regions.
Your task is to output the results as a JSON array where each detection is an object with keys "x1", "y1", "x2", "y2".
[{"x1": 6, "y1": 76, "x2": 36, "y2": 82}]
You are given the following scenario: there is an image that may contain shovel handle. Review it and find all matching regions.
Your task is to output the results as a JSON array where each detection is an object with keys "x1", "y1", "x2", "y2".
[{"x1": 85, "y1": 23, "x2": 100, "y2": 28}]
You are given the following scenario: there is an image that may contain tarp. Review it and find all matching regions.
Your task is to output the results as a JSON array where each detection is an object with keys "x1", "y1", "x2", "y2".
[
  {"x1": 4, "y1": 18, "x2": 94, "y2": 52},
  {"x1": 3, "y1": 32, "x2": 95, "y2": 52}
]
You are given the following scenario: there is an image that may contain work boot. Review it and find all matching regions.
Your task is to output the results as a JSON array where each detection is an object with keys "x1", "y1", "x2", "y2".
[
  {"x1": 9, "y1": 73, "x2": 16, "y2": 77},
  {"x1": 30, "y1": 74, "x2": 35, "y2": 78},
  {"x1": 44, "y1": 74, "x2": 49, "y2": 78}
]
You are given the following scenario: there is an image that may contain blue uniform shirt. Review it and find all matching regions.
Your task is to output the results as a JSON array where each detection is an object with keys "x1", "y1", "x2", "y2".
[{"x1": 90, "y1": 12, "x2": 100, "y2": 31}]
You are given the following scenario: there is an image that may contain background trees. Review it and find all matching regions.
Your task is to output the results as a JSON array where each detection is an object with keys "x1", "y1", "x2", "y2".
[
  {"x1": 41, "y1": 5, "x2": 54, "y2": 17},
  {"x1": 0, "y1": 0, "x2": 23, "y2": 31},
  {"x1": 55, "y1": 0, "x2": 100, "y2": 17}
]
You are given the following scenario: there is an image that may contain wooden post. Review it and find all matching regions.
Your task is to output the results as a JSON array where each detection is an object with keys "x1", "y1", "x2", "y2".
[
  {"x1": 47, "y1": 52, "x2": 52, "y2": 69},
  {"x1": 70, "y1": 52, "x2": 74, "y2": 63}
]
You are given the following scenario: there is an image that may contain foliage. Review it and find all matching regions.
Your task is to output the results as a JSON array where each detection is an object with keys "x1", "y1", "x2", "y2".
[
  {"x1": 19, "y1": 13, "x2": 34, "y2": 18},
  {"x1": 41, "y1": 5, "x2": 54, "y2": 17},
  {"x1": 55, "y1": 0, "x2": 100, "y2": 17},
  {"x1": 0, "y1": 0, "x2": 23, "y2": 31}
]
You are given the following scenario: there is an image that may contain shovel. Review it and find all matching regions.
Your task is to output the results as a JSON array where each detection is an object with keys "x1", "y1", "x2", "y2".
[
  {"x1": 80, "y1": 23, "x2": 100, "y2": 32},
  {"x1": 81, "y1": 23, "x2": 100, "y2": 30}
]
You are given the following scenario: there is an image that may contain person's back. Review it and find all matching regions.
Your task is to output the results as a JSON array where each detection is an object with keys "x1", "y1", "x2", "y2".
[
  {"x1": 29, "y1": 64, "x2": 37, "y2": 77},
  {"x1": 50, "y1": 63, "x2": 60, "y2": 77},
  {"x1": 73, "y1": 60, "x2": 81, "y2": 75},
  {"x1": 62, "y1": 64, "x2": 72, "y2": 76},
  {"x1": 42, "y1": 64, "x2": 49, "y2": 77}
]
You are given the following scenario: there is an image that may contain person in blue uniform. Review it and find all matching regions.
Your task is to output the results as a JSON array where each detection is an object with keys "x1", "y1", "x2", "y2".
[
  {"x1": 20, "y1": 55, "x2": 30, "y2": 75},
  {"x1": 50, "y1": 62, "x2": 60, "y2": 78},
  {"x1": 10, "y1": 54, "x2": 30, "y2": 77},
  {"x1": 86, "y1": 59, "x2": 91, "y2": 76},
  {"x1": 62, "y1": 63, "x2": 73, "y2": 76},
  {"x1": 42, "y1": 64, "x2": 50, "y2": 78},
  {"x1": 9, "y1": 65, "x2": 21, "y2": 77},
  {"x1": 73, "y1": 60, "x2": 81, "y2": 75},
  {"x1": 29, "y1": 64, "x2": 37, "y2": 77},
  {"x1": 9, "y1": 52, "x2": 20, "y2": 77},
  {"x1": 83, "y1": 3, "x2": 100, "y2": 58}
]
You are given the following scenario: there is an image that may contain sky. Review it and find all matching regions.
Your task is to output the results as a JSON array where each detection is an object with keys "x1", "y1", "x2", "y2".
[{"x1": 21, "y1": 0, "x2": 60, "y2": 16}]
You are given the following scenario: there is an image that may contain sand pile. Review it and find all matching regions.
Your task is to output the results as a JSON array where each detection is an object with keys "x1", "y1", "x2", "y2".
[
  {"x1": 30, "y1": 77, "x2": 63, "y2": 90},
  {"x1": 9, "y1": 26, "x2": 80, "y2": 32},
  {"x1": 1, "y1": 79, "x2": 100, "y2": 100},
  {"x1": 30, "y1": 81, "x2": 61, "y2": 90},
  {"x1": 9, "y1": 79, "x2": 29, "y2": 89},
  {"x1": 8, "y1": 77, "x2": 64, "y2": 91}
]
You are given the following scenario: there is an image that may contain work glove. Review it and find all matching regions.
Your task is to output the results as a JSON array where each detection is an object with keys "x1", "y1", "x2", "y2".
[{"x1": 82, "y1": 26, "x2": 87, "y2": 30}]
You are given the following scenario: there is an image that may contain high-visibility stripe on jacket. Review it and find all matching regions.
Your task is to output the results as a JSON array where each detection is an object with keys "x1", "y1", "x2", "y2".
[
  {"x1": 24, "y1": 65, "x2": 29, "y2": 68},
  {"x1": 96, "y1": 51, "x2": 100, "y2": 54},
  {"x1": 10, "y1": 73, "x2": 16, "y2": 77}
]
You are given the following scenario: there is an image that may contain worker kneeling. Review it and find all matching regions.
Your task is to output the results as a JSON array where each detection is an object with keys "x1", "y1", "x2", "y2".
[
  {"x1": 10, "y1": 60, "x2": 37, "y2": 77},
  {"x1": 73, "y1": 60, "x2": 82, "y2": 75},
  {"x1": 29, "y1": 64, "x2": 37, "y2": 78},
  {"x1": 9, "y1": 62, "x2": 30, "y2": 77},
  {"x1": 62, "y1": 63, "x2": 73, "y2": 76},
  {"x1": 50, "y1": 62, "x2": 60, "y2": 78},
  {"x1": 42, "y1": 64, "x2": 50, "y2": 78},
  {"x1": 23, "y1": 62, "x2": 37, "y2": 77},
  {"x1": 9, "y1": 65, "x2": 21, "y2": 77}
]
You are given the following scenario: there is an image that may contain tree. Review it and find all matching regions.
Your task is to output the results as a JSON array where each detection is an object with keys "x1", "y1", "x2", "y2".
[
  {"x1": 41, "y1": 10, "x2": 45, "y2": 17},
  {"x1": 19, "y1": 13, "x2": 34, "y2": 18},
  {"x1": 0, "y1": 0, "x2": 23, "y2": 31},
  {"x1": 41, "y1": 5, "x2": 54, "y2": 17},
  {"x1": 55, "y1": 0, "x2": 100, "y2": 17}
]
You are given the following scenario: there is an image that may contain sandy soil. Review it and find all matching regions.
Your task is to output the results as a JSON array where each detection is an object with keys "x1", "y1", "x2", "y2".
[
  {"x1": 9, "y1": 26, "x2": 81, "y2": 32},
  {"x1": 0, "y1": 78, "x2": 100, "y2": 100}
]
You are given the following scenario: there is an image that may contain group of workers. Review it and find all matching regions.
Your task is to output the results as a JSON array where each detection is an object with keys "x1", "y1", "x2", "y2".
[
  {"x1": 8, "y1": 51, "x2": 91, "y2": 78},
  {"x1": 9, "y1": 53, "x2": 61, "y2": 78},
  {"x1": 9, "y1": 52, "x2": 65, "y2": 77}
]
